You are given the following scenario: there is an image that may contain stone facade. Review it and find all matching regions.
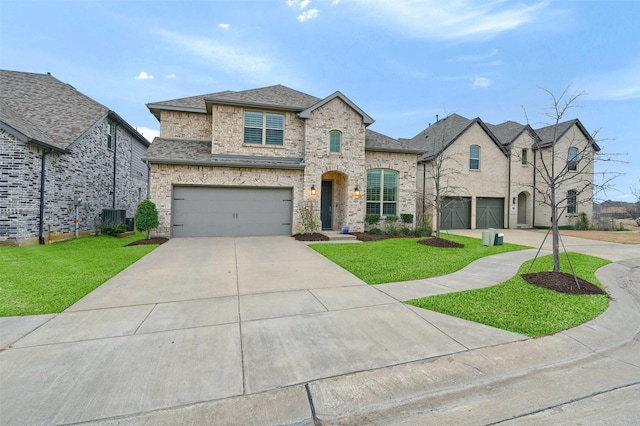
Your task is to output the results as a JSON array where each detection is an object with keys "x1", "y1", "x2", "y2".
[{"x1": 0, "y1": 121, "x2": 148, "y2": 245}]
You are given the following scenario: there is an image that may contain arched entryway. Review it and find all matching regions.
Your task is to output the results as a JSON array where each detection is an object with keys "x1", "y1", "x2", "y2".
[
  {"x1": 320, "y1": 171, "x2": 348, "y2": 230},
  {"x1": 517, "y1": 191, "x2": 530, "y2": 226}
]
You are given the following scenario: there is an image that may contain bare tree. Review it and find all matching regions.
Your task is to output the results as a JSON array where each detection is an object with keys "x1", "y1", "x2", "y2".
[
  {"x1": 418, "y1": 115, "x2": 465, "y2": 238},
  {"x1": 528, "y1": 87, "x2": 619, "y2": 272}
]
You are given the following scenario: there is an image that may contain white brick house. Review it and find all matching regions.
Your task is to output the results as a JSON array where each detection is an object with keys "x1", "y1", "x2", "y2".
[
  {"x1": 0, "y1": 70, "x2": 149, "y2": 245},
  {"x1": 144, "y1": 86, "x2": 421, "y2": 238},
  {"x1": 411, "y1": 114, "x2": 599, "y2": 230}
]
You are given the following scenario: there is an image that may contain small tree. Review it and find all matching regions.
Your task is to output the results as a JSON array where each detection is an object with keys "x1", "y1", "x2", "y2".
[
  {"x1": 298, "y1": 201, "x2": 319, "y2": 234},
  {"x1": 135, "y1": 199, "x2": 159, "y2": 239}
]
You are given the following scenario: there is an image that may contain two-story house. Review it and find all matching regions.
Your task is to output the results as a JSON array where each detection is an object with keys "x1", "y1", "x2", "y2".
[
  {"x1": 144, "y1": 85, "x2": 421, "y2": 238},
  {"x1": 0, "y1": 70, "x2": 149, "y2": 245},
  {"x1": 412, "y1": 114, "x2": 599, "y2": 230}
]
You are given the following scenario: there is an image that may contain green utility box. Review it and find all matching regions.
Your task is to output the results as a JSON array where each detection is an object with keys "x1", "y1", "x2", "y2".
[{"x1": 494, "y1": 233, "x2": 504, "y2": 245}]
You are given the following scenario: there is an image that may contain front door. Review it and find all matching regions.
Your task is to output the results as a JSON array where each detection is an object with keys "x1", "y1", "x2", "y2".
[
  {"x1": 321, "y1": 180, "x2": 333, "y2": 230},
  {"x1": 517, "y1": 192, "x2": 527, "y2": 224}
]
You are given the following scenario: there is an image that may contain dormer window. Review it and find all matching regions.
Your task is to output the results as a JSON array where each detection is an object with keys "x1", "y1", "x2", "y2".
[
  {"x1": 244, "y1": 111, "x2": 284, "y2": 146},
  {"x1": 329, "y1": 130, "x2": 341, "y2": 153}
]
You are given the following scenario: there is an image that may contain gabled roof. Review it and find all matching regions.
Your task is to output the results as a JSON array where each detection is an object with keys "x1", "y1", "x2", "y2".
[
  {"x1": 485, "y1": 121, "x2": 540, "y2": 147},
  {"x1": 299, "y1": 91, "x2": 374, "y2": 125},
  {"x1": 409, "y1": 114, "x2": 508, "y2": 162},
  {"x1": 0, "y1": 70, "x2": 148, "y2": 151},
  {"x1": 534, "y1": 119, "x2": 600, "y2": 151},
  {"x1": 147, "y1": 85, "x2": 322, "y2": 121},
  {"x1": 365, "y1": 129, "x2": 423, "y2": 154}
]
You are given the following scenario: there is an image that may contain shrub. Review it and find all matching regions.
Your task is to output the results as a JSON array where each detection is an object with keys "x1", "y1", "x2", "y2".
[
  {"x1": 135, "y1": 199, "x2": 159, "y2": 239},
  {"x1": 385, "y1": 224, "x2": 398, "y2": 235},
  {"x1": 414, "y1": 225, "x2": 432, "y2": 237},
  {"x1": 365, "y1": 214, "x2": 381, "y2": 225},
  {"x1": 385, "y1": 215, "x2": 398, "y2": 223},
  {"x1": 399, "y1": 227, "x2": 412, "y2": 236},
  {"x1": 98, "y1": 222, "x2": 127, "y2": 236},
  {"x1": 400, "y1": 213, "x2": 414, "y2": 224},
  {"x1": 369, "y1": 227, "x2": 383, "y2": 235},
  {"x1": 574, "y1": 213, "x2": 590, "y2": 230}
]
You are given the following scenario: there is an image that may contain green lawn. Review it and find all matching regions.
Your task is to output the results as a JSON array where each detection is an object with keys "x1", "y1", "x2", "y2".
[
  {"x1": 0, "y1": 233, "x2": 160, "y2": 316},
  {"x1": 309, "y1": 234, "x2": 529, "y2": 284},
  {"x1": 406, "y1": 253, "x2": 610, "y2": 337}
]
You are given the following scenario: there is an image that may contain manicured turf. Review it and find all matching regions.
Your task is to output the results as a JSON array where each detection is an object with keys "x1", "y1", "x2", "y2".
[
  {"x1": 0, "y1": 234, "x2": 159, "y2": 316},
  {"x1": 309, "y1": 234, "x2": 529, "y2": 284},
  {"x1": 406, "y1": 253, "x2": 610, "y2": 337}
]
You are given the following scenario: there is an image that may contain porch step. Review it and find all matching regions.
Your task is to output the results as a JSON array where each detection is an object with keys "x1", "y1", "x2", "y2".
[{"x1": 323, "y1": 231, "x2": 358, "y2": 241}]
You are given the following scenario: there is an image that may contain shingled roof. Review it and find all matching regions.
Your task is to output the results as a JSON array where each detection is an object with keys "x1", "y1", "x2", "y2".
[
  {"x1": 534, "y1": 119, "x2": 600, "y2": 151},
  {"x1": 0, "y1": 70, "x2": 147, "y2": 151}
]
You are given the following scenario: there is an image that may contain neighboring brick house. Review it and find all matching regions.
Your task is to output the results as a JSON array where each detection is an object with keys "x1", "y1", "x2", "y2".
[
  {"x1": 411, "y1": 114, "x2": 599, "y2": 230},
  {"x1": 144, "y1": 85, "x2": 421, "y2": 238},
  {"x1": 0, "y1": 70, "x2": 149, "y2": 245}
]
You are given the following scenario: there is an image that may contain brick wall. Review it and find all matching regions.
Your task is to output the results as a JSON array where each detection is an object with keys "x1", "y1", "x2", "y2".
[
  {"x1": 0, "y1": 121, "x2": 148, "y2": 245},
  {"x1": 160, "y1": 111, "x2": 211, "y2": 140}
]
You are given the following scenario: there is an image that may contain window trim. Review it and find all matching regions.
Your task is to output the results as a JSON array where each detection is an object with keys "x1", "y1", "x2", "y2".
[
  {"x1": 567, "y1": 147, "x2": 578, "y2": 171},
  {"x1": 329, "y1": 130, "x2": 341, "y2": 153},
  {"x1": 521, "y1": 148, "x2": 528, "y2": 165},
  {"x1": 366, "y1": 169, "x2": 399, "y2": 217},
  {"x1": 243, "y1": 110, "x2": 285, "y2": 146},
  {"x1": 469, "y1": 145, "x2": 480, "y2": 170},
  {"x1": 567, "y1": 189, "x2": 577, "y2": 214}
]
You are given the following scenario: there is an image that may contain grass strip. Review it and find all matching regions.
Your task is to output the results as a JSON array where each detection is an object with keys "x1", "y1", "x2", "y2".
[
  {"x1": 309, "y1": 234, "x2": 529, "y2": 284},
  {"x1": 406, "y1": 253, "x2": 610, "y2": 337},
  {"x1": 0, "y1": 233, "x2": 159, "y2": 316}
]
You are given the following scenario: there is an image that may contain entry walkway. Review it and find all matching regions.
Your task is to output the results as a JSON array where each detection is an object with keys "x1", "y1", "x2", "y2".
[{"x1": 0, "y1": 232, "x2": 638, "y2": 425}]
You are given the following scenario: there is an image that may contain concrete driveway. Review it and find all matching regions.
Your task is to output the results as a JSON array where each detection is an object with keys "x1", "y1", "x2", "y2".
[{"x1": 1, "y1": 232, "x2": 639, "y2": 425}]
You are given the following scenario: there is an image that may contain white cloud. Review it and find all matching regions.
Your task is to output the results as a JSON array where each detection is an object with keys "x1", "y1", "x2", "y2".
[
  {"x1": 166, "y1": 73, "x2": 176, "y2": 79},
  {"x1": 135, "y1": 72, "x2": 154, "y2": 80},
  {"x1": 472, "y1": 77, "x2": 492, "y2": 89},
  {"x1": 135, "y1": 127, "x2": 159, "y2": 142},
  {"x1": 156, "y1": 29, "x2": 275, "y2": 81},
  {"x1": 286, "y1": 0, "x2": 298, "y2": 7},
  {"x1": 298, "y1": 8, "x2": 319, "y2": 21},
  {"x1": 300, "y1": 0, "x2": 311, "y2": 9},
  {"x1": 347, "y1": 0, "x2": 550, "y2": 41},
  {"x1": 219, "y1": 23, "x2": 230, "y2": 29},
  {"x1": 581, "y1": 61, "x2": 640, "y2": 101}
]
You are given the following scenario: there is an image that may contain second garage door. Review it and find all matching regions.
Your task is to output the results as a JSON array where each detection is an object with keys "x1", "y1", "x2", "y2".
[
  {"x1": 172, "y1": 186, "x2": 293, "y2": 238},
  {"x1": 440, "y1": 197, "x2": 471, "y2": 229},
  {"x1": 476, "y1": 197, "x2": 504, "y2": 229}
]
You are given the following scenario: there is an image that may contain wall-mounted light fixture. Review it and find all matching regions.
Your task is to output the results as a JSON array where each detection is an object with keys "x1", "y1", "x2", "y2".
[
  {"x1": 512, "y1": 197, "x2": 516, "y2": 205},
  {"x1": 310, "y1": 184, "x2": 316, "y2": 195},
  {"x1": 354, "y1": 186, "x2": 360, "y2": 197}
]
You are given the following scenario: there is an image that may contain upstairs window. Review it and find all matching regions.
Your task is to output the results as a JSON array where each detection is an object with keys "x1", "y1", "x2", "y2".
[
  {"x1": 521, "y1": 148, "x2": 528, "y2": 165},
  {"x1": 106, "y1": 121, "x2": 114, "y2": 149},
  {"x1": 567, "y1": 189, "x2": 577, "y2": 214},
  {"x1": 469, "y1": 145, "x2": 480, "y2": 170},
  {"x1": 567, "y1": 147, "x2": 578, "y2": 171},
  {"x1": 244, "y1": 111, "x2": 284, "y2": 146},
  {"x1": 329, "y1": 130, "x2": 341, "y2": 153},
  {"x1": 366, "y1": 169, "x2": 398, "y2": 216}
]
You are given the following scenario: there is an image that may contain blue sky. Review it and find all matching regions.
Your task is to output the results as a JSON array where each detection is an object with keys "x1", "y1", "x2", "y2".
[{"x1": 2, "y1": 0, "x2": 638, "y2": 201}]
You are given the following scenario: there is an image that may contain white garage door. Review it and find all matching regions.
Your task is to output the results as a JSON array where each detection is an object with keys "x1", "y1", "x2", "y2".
[{"x1": 172, "y1": 186, "x2": 293, "y2": 238}]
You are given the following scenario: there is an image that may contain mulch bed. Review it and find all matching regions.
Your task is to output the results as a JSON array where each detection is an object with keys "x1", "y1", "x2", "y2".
[
  {"x1": 293, "y1": 233, "x2": 330, "y2": 242},
  {"x1": 349, "y1": 232, "x2": 398, "y2": 242},
  {"x1": 125, "y1": 237, "x2": 169, "y2": 246},
  {"x1": 417, "y1": 237, "x2": 465, "y2": 248},
  {"x1": 522, "y1": 271, "x2": 607, "y2": 296}
]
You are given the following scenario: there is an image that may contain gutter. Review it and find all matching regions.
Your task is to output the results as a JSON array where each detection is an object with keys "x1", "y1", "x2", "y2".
[{"x1": 112, "y1": 123, "x2": 118, "y2": 209}]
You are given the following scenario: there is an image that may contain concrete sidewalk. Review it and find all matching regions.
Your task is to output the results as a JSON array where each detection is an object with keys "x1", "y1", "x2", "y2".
[{"x1": 0, "y1": 231, "x2": 638, "y2": 425}]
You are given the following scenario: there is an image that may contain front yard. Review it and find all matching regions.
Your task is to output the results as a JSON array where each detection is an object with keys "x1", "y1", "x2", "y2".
[
  {"x1": 0, "y1": 233, "x2": 160, "y2": 316},
  {"x1": 309, "y1": 234, "x2": 529, "y2": 284}
]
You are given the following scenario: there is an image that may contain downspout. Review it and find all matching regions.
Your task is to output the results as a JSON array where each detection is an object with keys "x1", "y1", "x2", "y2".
[
  {"x1": 532, "y1": 148, "x2": 536, "y2": 226},
  {"x1": 507, "y1": 150, "x2": 511, "y2": 229},
  {"x1": 38, "y1": 149, "x2": 51, "y2": 245},
  {"x1": 112, "y1": 123, "x2": 118, "y2": 209},
  {"x1": 145, "y1": 160, "x2": 151, "y2": 199},
  {"x1": 421, "y1": 160, "x2": 426, "y2": 222}
]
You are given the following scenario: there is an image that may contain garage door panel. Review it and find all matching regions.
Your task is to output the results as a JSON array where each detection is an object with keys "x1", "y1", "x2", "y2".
[
  {"x1": 440, "y1": 197, "x2": 471, "y2": 229},
  {"x1": 172, "y1": 187, "x2": 292, "y2": 238},
  {"x1": 476, "y1": 198, "x2": 504, "y2": 229}
]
